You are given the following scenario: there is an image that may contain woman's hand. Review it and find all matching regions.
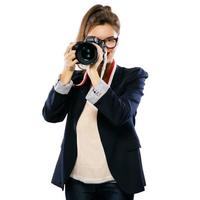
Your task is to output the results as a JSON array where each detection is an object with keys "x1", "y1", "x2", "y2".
[
  {"x1": 87, "y1": 43, "x2": 105, "y2": 72},
  {"x1": 63, "y1": 42, "x2": 78, "y2": 71},
  {"x1": 86, "y1": 44, "x2": 107, "y2": 87},
  {"x1": 59, "y1": 42, "x2": 78, "y2": 85}
]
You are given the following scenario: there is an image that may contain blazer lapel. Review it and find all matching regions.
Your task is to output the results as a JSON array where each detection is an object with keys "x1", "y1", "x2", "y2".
[{"x1": 72, "y1": 77, "x2": 91, "y2": 122}]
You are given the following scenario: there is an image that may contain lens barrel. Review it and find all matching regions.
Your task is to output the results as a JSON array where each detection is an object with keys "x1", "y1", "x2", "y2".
[
  {"x1": 72, "y1": 36, "x2": 105, "y2": 65},
  {"x1": 72, "y1": 42, "x2": 98, "y2": 65}
]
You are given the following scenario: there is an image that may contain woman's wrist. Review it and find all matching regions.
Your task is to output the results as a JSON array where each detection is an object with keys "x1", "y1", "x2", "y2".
[
  {"x1": 59, "y1": 69, "x2": 74, "y2": 85},
  {"x1": 87, "y1": 68, "x2": 101, "y2": 87}
]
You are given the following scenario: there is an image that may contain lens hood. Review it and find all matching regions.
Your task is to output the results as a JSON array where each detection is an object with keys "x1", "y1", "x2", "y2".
[
  {"x1": 72, "y1": 36, "x2": 106, "y2": 66},
  {"x1": 72, "y1": 41, "x2": 98, "y2": 65}
]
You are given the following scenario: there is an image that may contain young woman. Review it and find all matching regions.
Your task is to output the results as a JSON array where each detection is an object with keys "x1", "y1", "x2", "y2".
[{"x1": 42, "y1": 4, "x2": 148, "y2": 200}]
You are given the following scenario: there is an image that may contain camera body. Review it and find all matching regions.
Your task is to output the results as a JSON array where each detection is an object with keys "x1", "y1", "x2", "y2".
[{"x1": 72, "y1": 36, "x2": 106, "y2": 66}]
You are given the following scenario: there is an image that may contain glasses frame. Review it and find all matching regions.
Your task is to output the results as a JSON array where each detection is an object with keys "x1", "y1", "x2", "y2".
[
  {"x1": 85, "y1": 36, "x2": 119, "y2": 49},
  {"x1": 101, "y1": 36, "x2": 119, "y2": 49}
]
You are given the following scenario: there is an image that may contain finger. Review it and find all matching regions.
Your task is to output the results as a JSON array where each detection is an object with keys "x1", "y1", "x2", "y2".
[
  {"x1": 65, "y1": 50, "x2": 76, "y2": 57},
  {"x1": 95, "y1": 44, "x2": 105, "y2": 61},
  {"x1": 92, "y1": 43, "x2": 103, "y2": 54},
  {"x1": 64, "y1": 50, "x2": 76, "y2": 59},
  {"x1": 68, "y1": 42, "x2": 76, "y2": 49},
  {"x1": 64, "y1": 46, "x2": 71, "y2": 55},
  {"x1": 65, "y1": 51, "x2": 76, "y2": 60},
  {"x1": 64, "y1": 42, "x2": 76, "y2": 55},
  {"x1": 68, "y1": 50, "x2": 76, "y2": 55},
  {"x1": 71, "y1": 59, "x2": 78, "y2": 65},
  {"x1": 65, "y1": 59, "x2": 78, "y2": 70},
  {"x1": 67, "y1": 58, "x2": 78, "y2": 65},
  {"x1": 64, "y1": 58, "x2": 78, "y2": 69}
]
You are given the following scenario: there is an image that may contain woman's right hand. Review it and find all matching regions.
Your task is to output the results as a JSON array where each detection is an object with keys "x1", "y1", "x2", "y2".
[{"x1": 59, "y1": 42, "x2": 78, "y2": 85}]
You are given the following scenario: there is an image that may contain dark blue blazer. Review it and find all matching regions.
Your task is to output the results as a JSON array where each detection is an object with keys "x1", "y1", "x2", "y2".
[{"x1": 42, "y1": 65, "x2": 148, "y2": 194}]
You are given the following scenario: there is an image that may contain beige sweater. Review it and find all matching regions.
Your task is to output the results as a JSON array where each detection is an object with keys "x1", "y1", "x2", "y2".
[{"x1": 70, "y1": 64, "x2": 117, "y2": 183}]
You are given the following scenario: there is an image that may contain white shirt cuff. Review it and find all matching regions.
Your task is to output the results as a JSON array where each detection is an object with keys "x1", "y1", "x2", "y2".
[
  {"x1": 54, "y1": 79, "x2": 73, "y2": 95},
  {"x1": 86, "y1": 79, "x2": 109, "y2": 104}
]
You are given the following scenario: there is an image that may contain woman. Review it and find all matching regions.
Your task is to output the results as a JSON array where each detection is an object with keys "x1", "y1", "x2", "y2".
[{"x1": 42, "y1": 4, "x2": 148, "y2": 200}]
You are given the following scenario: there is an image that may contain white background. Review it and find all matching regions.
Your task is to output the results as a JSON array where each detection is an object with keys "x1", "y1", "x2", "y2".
[{"x1": 0, "y1": 0, "x2": 200, "y2": 199}]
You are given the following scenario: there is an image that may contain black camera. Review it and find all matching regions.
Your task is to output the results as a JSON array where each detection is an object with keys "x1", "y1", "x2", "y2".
[{"x1": 72, "y1": 36, "x2": 106, "y2": 65}]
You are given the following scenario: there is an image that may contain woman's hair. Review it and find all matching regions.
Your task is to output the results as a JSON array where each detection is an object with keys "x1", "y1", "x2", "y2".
[{"x1": 76, "y1": 4, "x2": 120, "y2": 42}]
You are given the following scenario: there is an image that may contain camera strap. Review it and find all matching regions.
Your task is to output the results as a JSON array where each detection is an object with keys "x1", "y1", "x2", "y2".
[
  {"x1": 100, "y1": 48, "x2": 107, "y2": 79},
  {"x1": 74, "y1": 59, "x2": 115, "y2": 87},
  {"x1": 74, "y1": 70, "x2": 88, "y2": 87}
]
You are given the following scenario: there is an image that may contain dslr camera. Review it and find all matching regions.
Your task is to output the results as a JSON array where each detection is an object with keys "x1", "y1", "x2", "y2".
[{"x1": 72, "y1": 36, "x2": 106, "y2": 66}]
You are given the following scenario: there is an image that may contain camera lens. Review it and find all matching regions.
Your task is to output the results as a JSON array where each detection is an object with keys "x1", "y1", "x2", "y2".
[{"x1": 73, "y1": 42, "x2": 98, "y2": 65}]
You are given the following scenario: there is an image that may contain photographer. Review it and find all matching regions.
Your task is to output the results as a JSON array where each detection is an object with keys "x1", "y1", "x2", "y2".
[{"x1": 42, "y1": 4, "x2": 148, "y2": 200}]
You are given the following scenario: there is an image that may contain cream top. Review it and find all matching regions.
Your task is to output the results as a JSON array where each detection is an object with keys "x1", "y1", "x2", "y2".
[{"x1": 70, "y1": 63, "x2": 117, "y2": 183}]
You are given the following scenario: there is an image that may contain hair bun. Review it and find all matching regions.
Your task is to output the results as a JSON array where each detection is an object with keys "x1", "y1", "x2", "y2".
[{"x1": 104, "y1": 6, "x2": 112, "y2": 12}]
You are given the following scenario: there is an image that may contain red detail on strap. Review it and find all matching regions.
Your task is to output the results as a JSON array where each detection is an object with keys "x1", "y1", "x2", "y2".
[
  {"x1": 105, "y1": 60, "x2": 115, "y2": 84},
  {"x1": 74, "y1": 60, "x2": 115, "y2": 87},
  {"x1": 74, "y1": 70, "x2": 88, "y2": 87}
]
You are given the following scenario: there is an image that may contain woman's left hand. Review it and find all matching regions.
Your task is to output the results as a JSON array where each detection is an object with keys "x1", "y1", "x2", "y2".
[
  {"x1": 86, "y1": 44, "x2": 106, "y2": 87},
  {"x1": 87, "y1": 44, "x2": 106, "y2": 72}
]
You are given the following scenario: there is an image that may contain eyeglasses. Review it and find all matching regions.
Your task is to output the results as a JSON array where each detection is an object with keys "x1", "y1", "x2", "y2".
[
  {"x1": 86, "y1": 36, "x2": 118, "y2": 49},
  {"x1": 101, "y1": 36, "x2": 118, "y2": 49}
]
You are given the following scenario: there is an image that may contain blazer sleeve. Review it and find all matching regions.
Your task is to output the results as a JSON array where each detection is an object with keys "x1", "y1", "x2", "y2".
[
  {"x1": 94, "y1": 67, "x2": 148, "y2": 126},
  {"x1": 42, "y1": 86, "x2": 74, "y2": 123},
  {"x1": 42, "y1": 70, "x2": 85, "y2": 123}
]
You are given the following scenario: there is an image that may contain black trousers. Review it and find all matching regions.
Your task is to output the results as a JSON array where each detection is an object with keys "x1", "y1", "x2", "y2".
[{"x1": 65, "y1": 177, "x2": 134, "y2": 200}]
